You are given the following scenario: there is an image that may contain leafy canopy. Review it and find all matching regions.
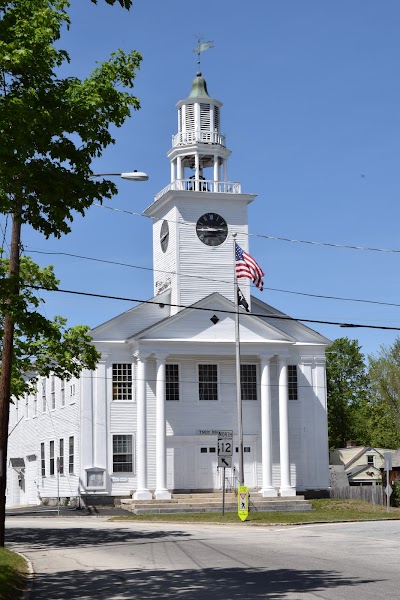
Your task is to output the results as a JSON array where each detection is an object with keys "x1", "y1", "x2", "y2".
[
  {"x1": 0, "y1": 0, "x2": 141, "y2": 237},
  {"x1": 0, "y1": 252, "x2": 100, "y2": 397},
  {"x1": 326, "y1": 337, "x2": 369, "y2": 449}
]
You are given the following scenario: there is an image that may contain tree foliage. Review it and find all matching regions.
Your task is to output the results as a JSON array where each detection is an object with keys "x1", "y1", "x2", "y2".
[
  {"x1": 326, "y1": 337, "x2": 369, "y2": 449},
  {"x1": 365, "y1": 339, "x2": 400, "y2": 448},
  {"x1": 91, "y1": 0, "x2": 133, "y2": 8},
  {"x1": 0, "y1": 0, "x2": 141, "y2": 237},
  {"x1": 0, "y1": 252, "x2": 100, "y2": 397}
]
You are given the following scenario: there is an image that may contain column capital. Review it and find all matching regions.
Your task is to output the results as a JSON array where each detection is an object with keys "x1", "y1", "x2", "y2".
[
  {"x1": 134, "y1": 350, "x2": 151, "y2": 362},
  {"x1": 155, "y1": 353, "x2": 169, "y2": 364},
  {"x1": 259, "y1": 354, "x2": 274, "y2": 365}
]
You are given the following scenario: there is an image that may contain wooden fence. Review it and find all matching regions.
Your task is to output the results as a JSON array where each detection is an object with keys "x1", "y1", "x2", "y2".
[{"x1": 329, "y1": 485, "x2": 384, "y2": 505}]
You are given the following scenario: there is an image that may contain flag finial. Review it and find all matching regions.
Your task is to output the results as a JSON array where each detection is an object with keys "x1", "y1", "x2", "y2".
[{"x1": 193, "y1": 35, "x2": 214, "y2": 69}]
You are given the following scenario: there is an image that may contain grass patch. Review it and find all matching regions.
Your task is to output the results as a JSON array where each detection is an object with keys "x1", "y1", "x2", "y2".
[
  {"x1": 111, "y1": 499, "x2": 400, "y2": 525},
  {"x1": 0, "y1": 548, "x2": 28, "y2": 600}
]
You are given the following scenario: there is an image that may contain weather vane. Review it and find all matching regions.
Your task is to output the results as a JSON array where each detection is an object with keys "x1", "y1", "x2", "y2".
[{"x1": 193, "y1": 35, "x2": 214, "y2": 69}]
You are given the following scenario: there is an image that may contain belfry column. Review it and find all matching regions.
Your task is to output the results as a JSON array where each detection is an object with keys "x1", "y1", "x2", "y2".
[
  {"x1": 278, "y1": 356, "x2": 296, "y2": 497},
  {"x1": 260, "y1": 356, "x2": 277, "y2": 497},
  {"x1": 134, "y1": 352, "x2": 152, "y2": 500},
  {"x1": 155, "y1": 355, "x2": 171, "y2": 499}
]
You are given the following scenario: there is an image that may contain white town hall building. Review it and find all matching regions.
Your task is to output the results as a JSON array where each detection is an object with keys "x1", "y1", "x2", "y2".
[{"x1": 6, "y1": 71, "x2": 330, "y2": 507}]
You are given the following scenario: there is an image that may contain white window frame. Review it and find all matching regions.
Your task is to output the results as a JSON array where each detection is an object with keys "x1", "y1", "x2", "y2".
[
  {"x1": 112, "y1": 434, "x2": 134, "y2": 474},
  {"x1": 166, "y1": 363, "x2": 181, "y2": 402},
  {"x1": 59, "y1": 438, "x2": 64, "y2": 476},
  {"x1": 68, "y1": 436, "x2": 74, "y2": 474},
  {"x1": 197, "y1": 363, "x2": 220, "y2": 402},
  {"x1": 60, "y1": 380, "x2": 65, "y2": 408},
  {"x1": 112, "y1": 363, "x2": 133, "y2": 402},
  {"x1": 240, "y1": 363, "x2": 259, "y2": 401},
  {"x1": 69, "y1": 383, "x2": 76, "y2": 405},
  {"x1": 51, "y1": 375, "x2": 56, "y2": 410},
  {"x1": 42, "y1": 378, "x2": 47, "y2": 412},
  {"x1": 49, "y1": 440, "x2": 55, "y2": 476},
  {"x1": 33, "y1": 391, "x2": 37, "y2": 418}
]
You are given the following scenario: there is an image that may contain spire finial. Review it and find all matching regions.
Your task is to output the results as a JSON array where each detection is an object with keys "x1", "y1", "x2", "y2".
[{"x1": 193, "y1": 35, "x2": 214, "y2": 70}]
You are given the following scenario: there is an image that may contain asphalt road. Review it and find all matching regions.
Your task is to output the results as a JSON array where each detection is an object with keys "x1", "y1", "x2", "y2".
[{"x1": 5, "y1": 517, "x2": 400, "y2": 599}]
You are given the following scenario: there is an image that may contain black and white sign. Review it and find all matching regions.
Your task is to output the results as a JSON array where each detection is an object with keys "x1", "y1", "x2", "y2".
[
  {"x1": 218, "y1": 456, "x2": 232, "y2": 468},
  {"x1": 218, "y1": 430, "x2": 233, "y2": 457}
]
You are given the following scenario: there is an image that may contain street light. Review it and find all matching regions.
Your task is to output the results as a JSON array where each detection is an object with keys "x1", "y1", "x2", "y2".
[{"x1": 92, "y1": 170, "x2": 149, "y2": 182}]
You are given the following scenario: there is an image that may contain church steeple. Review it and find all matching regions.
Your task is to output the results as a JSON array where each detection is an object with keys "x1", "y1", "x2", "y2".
[{"x1": 144, "y1": 72, "x2": 256, "y2": 314}]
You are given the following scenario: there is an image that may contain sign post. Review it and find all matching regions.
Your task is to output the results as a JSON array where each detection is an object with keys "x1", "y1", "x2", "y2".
[
  {"x1": 218, "y1": 431, "x2": 233, "y2": 516},
  {"x1": 238, "y1": 486, "x2": 249, "y2": 521},
  {"x1": 384, "y1": 452, "x2": 393, "y2": 513}
]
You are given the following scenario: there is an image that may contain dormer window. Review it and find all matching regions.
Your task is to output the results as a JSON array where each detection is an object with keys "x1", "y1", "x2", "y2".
[{"x1": 367, "y1": 455, "x2": 375, "y2": 466}]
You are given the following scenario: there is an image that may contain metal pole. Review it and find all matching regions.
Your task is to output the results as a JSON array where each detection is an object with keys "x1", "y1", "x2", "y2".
[
  {"x1": 233, "y1": 234, "x2": 244, "y2": 486},
  {"x1": 222, "y1": 467, "x2": 226, "y2": 516},
  {"x1": 386, "y1": 467, "x2": 390, "y2": 513}
]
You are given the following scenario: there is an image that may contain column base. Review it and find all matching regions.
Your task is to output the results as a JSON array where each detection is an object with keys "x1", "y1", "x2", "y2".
[
  {"x1": 279, "y1": 487, "x2": 296, "y2": 497},
  {"x1": 133, "y1": 489, "x2": 152, "y2": 500},
  {"x1": 260, "y1": 487, "x2": 278, "y2": 498},
  {"x1": 154, "y1": 489, "x2": 172, "y2": 500}
]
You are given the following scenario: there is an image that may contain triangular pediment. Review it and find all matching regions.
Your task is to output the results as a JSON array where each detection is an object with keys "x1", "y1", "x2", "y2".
[{"x1": 130, "y1": 293, "x2": 298, "y2": 344}]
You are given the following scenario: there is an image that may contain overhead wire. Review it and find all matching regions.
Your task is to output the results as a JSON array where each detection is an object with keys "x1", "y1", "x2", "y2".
[{"x1": 27, "y1": 284, "x2": 400, "y2": 331}]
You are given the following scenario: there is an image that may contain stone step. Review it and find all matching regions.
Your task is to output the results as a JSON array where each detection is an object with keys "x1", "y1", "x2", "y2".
[{"x1": 132, "y1": 503, "x2": 313, "y2": 515}]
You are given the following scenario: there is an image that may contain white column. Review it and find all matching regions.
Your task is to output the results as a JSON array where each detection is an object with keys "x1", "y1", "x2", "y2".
[
  {"x1": 213, "y1": 156, "x2": 219, "y2": 188},
  {"x1": 223, "y1": 159, "x2": 228, "y2": 182},
  {"x1": 177, "y1": 156, "x2": 182, "y2": 180},
  {"x1": 278, "y1": 356, "x2": 296, "y2": 496},
  {"x1": 260, "y1": 356, "x2": 277, "y2": 497},
  {"x1": 170, "y1": 159, "x2": 175, "y2": 183},
  {"x1": 134, "y1": 353, "x2": 152, "y2": 500},
  {"x1": 155, "y1": 355, "x2": 171, "y2": 499},
  {"x1": 195, "y1": 153, "x2": 200, "y2": 190}
]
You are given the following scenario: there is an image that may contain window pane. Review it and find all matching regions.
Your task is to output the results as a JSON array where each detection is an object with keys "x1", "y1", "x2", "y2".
[
  {"x1": 241, "y1": 365, "x2": 257, "y2": 400},
  {"x1": 199, "y1": 365, "x2": 218, "y2": 400},
  {"x1": 69, "y1": 436, "x2": 74, "y2": 474},
  {"x1": 166, "y1": 364, "x2": 179, "y2": 401},
  {"x1": 113, "y1": 435, "x2": 133, "y2": 472},
  {"x1": 288, "y1": 365, "x2": 298, "y2": 401},
  {"x1": 112, "y1": 364, "x2": 132, "y2": 401}
]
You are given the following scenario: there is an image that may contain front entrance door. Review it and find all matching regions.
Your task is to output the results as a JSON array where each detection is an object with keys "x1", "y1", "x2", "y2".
[
  {"x1": 199, "y1": 445, "x2": 220, "y2": 489},
  {"x1": 26, "y1": 455, "x2": 39, "y2": 505}
]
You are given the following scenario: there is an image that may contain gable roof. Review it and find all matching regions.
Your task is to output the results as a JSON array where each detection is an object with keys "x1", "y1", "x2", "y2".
[
  {"x1": 90, "y1": 289, "x2": 171, "y2": 342},
  {"x1": 128, "y1": 292, "x2": 326, "y2": 346}
]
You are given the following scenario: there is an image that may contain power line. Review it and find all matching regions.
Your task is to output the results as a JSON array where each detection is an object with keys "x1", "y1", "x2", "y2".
[
  {"x1": 95, "y1": 203, "x2": 400, "y2": 254},
  {"x1": 26, "y1": 247, "x2": 400, "y2": 310},
  {"x1": 27, "y1": 284, "x2": 400, "y2": 331}
]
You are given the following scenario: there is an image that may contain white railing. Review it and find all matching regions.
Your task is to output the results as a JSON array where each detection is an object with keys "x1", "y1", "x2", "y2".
[
  {"x1": 172, "y1": 130, "x2": 226, "y2": 147},
  {"x1": 154, "y1": 179, "x2": 241, "y2": 201}
]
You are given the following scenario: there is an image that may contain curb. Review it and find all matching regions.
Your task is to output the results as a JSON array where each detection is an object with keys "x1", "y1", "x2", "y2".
[{"x1": 14, "y1": 550, "x2": 34, "y2": 600}]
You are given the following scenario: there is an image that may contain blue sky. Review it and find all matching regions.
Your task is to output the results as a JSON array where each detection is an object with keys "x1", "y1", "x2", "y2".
[{"x1": 3, "y1": 0, "x2": 400, "y2": 359}]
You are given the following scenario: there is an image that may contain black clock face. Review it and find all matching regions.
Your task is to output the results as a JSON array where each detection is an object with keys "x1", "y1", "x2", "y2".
[
  {"x1": 196, "y1": 213, "x2": 228, "y2": 247},
  {"x1": 160, "y1": 220, "x2": 169, "y2": 253}
]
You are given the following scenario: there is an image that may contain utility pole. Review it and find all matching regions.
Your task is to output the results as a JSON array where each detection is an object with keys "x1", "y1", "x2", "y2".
[{"x1": 0, "y1": 208, "x2": 21, "y2": 547}]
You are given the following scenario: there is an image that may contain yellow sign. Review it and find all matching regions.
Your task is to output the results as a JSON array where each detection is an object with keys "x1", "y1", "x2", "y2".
[{"x1": 238, "y1": 486, "x2": 249, "y2": 521}]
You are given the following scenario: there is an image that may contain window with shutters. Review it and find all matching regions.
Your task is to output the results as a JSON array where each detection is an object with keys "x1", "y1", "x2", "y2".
[
  {"x1": 185, "y1": 104, "x2": 195, "y2": 131},
  {"x1": 59, "y1": 439, "x2": 64, "y2": 475},
  {"x1": 69, "y1": 436, "x2": 74, "y2": 474},
  {"x1": 200, "y1": 103, "x2": 211, "y2": 131},
  {"x1": 213, "y1": 106, "x2": 220, "y2": 131}
]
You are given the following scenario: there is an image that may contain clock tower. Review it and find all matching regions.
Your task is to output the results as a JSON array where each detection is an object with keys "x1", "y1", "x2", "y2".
[{"x1": 144, "y1": 72, "x2": 256, "y2": 314}]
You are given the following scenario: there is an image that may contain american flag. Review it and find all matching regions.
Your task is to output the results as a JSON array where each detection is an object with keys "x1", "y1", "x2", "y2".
[{"x1": 235, "y1": 243, "x2": 264, "y2": 291}]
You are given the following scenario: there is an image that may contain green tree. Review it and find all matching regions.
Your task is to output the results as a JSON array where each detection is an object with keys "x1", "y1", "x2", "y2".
[
  {"x1": 0, "y1": 0, "x2": 142, "y2": 545},
  {"x1": 326, "y1": 337, "x2": 369, "y2": 449},
  {"x1": 365, "y1": 339, "x2": 400, "y2": 448},
  {"x1": 1, "y1": 253, "x2": 100, "y2": 398},
  {"x1": 91, "y1": 0, "x2": 133, "y2": 7}
]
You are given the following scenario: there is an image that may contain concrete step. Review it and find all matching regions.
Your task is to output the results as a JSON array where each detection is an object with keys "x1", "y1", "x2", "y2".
[{"x1": 132, "y1": 503, "x2": 313, "y2": 515}]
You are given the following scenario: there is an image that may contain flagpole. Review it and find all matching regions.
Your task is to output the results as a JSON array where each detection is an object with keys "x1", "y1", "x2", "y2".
[{"x1": 233, "y1": 234, "x2": 244, "y2": 487}]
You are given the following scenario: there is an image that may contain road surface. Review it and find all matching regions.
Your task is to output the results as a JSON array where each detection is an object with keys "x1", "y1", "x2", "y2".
[{"x1": 5, "y1": 517, "x2": 400, "y2": 599}]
